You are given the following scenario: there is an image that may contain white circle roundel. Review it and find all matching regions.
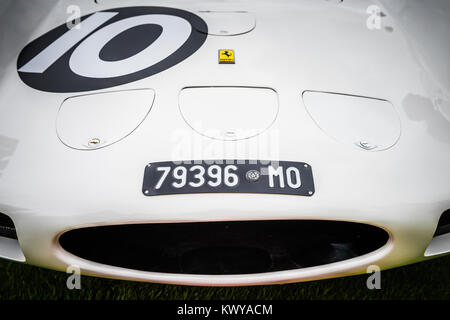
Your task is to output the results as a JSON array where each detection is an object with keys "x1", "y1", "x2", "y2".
[{"x1": 17, "y1": 7, "x2": 208, "y2": 92}]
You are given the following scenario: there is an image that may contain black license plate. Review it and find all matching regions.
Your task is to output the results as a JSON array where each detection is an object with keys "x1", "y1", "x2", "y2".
[{"x1": 142, "y1": 160, "x2": 314, "y2": 196}]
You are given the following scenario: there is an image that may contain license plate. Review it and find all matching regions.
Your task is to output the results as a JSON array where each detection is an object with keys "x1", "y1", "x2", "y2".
[{"x1": 142, "y1": 160, "x2": 315, "y2": 196}]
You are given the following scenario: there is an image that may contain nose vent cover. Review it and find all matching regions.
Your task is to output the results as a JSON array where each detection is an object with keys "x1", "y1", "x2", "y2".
[
  {"x1": 179, "y1": 87, "x2": 279, "y2": 141},
  {"x1": 193, "y1": 11, "x2": 255, "y2": 36},
  {"x1": 56, "y1": 89, "x2": 155, "y2": 150},
  {"x1": 303, "y1": 91, "x2": 401, "y2": 151},
  {"x1": 59, "y1": 220, "x2": 389, "y2": 275}
]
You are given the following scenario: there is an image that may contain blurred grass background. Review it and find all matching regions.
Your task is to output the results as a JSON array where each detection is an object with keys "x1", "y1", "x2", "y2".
[{"x1": 1, "y1": 255, "x2": 449, "y2": 300}]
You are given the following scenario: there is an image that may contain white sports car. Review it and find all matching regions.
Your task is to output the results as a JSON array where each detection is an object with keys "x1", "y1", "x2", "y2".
[{"x1": 0, "y1": 0, "x2": 449, "y2": 286}]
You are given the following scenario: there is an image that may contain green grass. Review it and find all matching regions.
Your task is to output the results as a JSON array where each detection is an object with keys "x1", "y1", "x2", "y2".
[{"x1": 1, "y1": 255, "x2": 449, "y2": 300}]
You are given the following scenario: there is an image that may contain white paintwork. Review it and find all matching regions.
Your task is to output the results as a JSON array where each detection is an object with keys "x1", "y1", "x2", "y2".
[
  {"x1": 179, "y1": 87, "x2": 278, "y2": 140},
  {"x1": 424, "y1": 233, "x2": 450, "y2": 257},
  {"x1": 57, "y1": 89, "x2": 155, "y2": 150},
  {"x1": 0, "y1": 0, "x2": 449, "y2": 286},
  {"x1": 303, "y1": 92, "x2": 401, "y2": 151},
  {"x1": 0, "y1": 237, "x2": 26, "y2": 262},
  {"x1": 194, "y1": 11, "x2": 256, "y2": 36}
]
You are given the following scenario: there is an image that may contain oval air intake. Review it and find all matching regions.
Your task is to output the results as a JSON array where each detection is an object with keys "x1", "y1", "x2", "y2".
[{"x1": 59, "y1": 220, "x2": 389, "y2": 275}]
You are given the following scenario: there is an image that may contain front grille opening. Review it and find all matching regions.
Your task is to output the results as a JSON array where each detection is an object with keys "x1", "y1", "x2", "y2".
[
  {"x1": 0, "y1": 212, "x2": 17, "y2": 239},
  {"x1": 434, "y1": 209, "x2": 450, "y2": 237},
  {"x1": 59, "y1": 220, "x2": 389, "y2": 275}
]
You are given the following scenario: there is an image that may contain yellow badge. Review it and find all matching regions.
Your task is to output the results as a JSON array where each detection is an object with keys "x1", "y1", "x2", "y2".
[{"x1": 218, "y1": 49, "x2": 235, "y2": 64}]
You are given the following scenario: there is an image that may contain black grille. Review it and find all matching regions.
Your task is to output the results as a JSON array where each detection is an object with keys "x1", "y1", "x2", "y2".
[
  {"x1": 434, "y1": 209, "x2": 450, "y2": 237},
  {"x1": 59, "y1": 220, "x2": 389, "y2": 275},
  {"x1": 0, "y1": 212, "x2": 17, "y2": 239}
]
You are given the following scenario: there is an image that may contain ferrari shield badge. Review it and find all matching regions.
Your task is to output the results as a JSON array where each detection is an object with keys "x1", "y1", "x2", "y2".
[{"x1": 218, "y1": 49, "x2": 235, "y2": 64}]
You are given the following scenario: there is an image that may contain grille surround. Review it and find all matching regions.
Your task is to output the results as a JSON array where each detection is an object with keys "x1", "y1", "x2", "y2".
[{"x1": 59, "y1": 220, "x2": 389, "y2": 275}]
